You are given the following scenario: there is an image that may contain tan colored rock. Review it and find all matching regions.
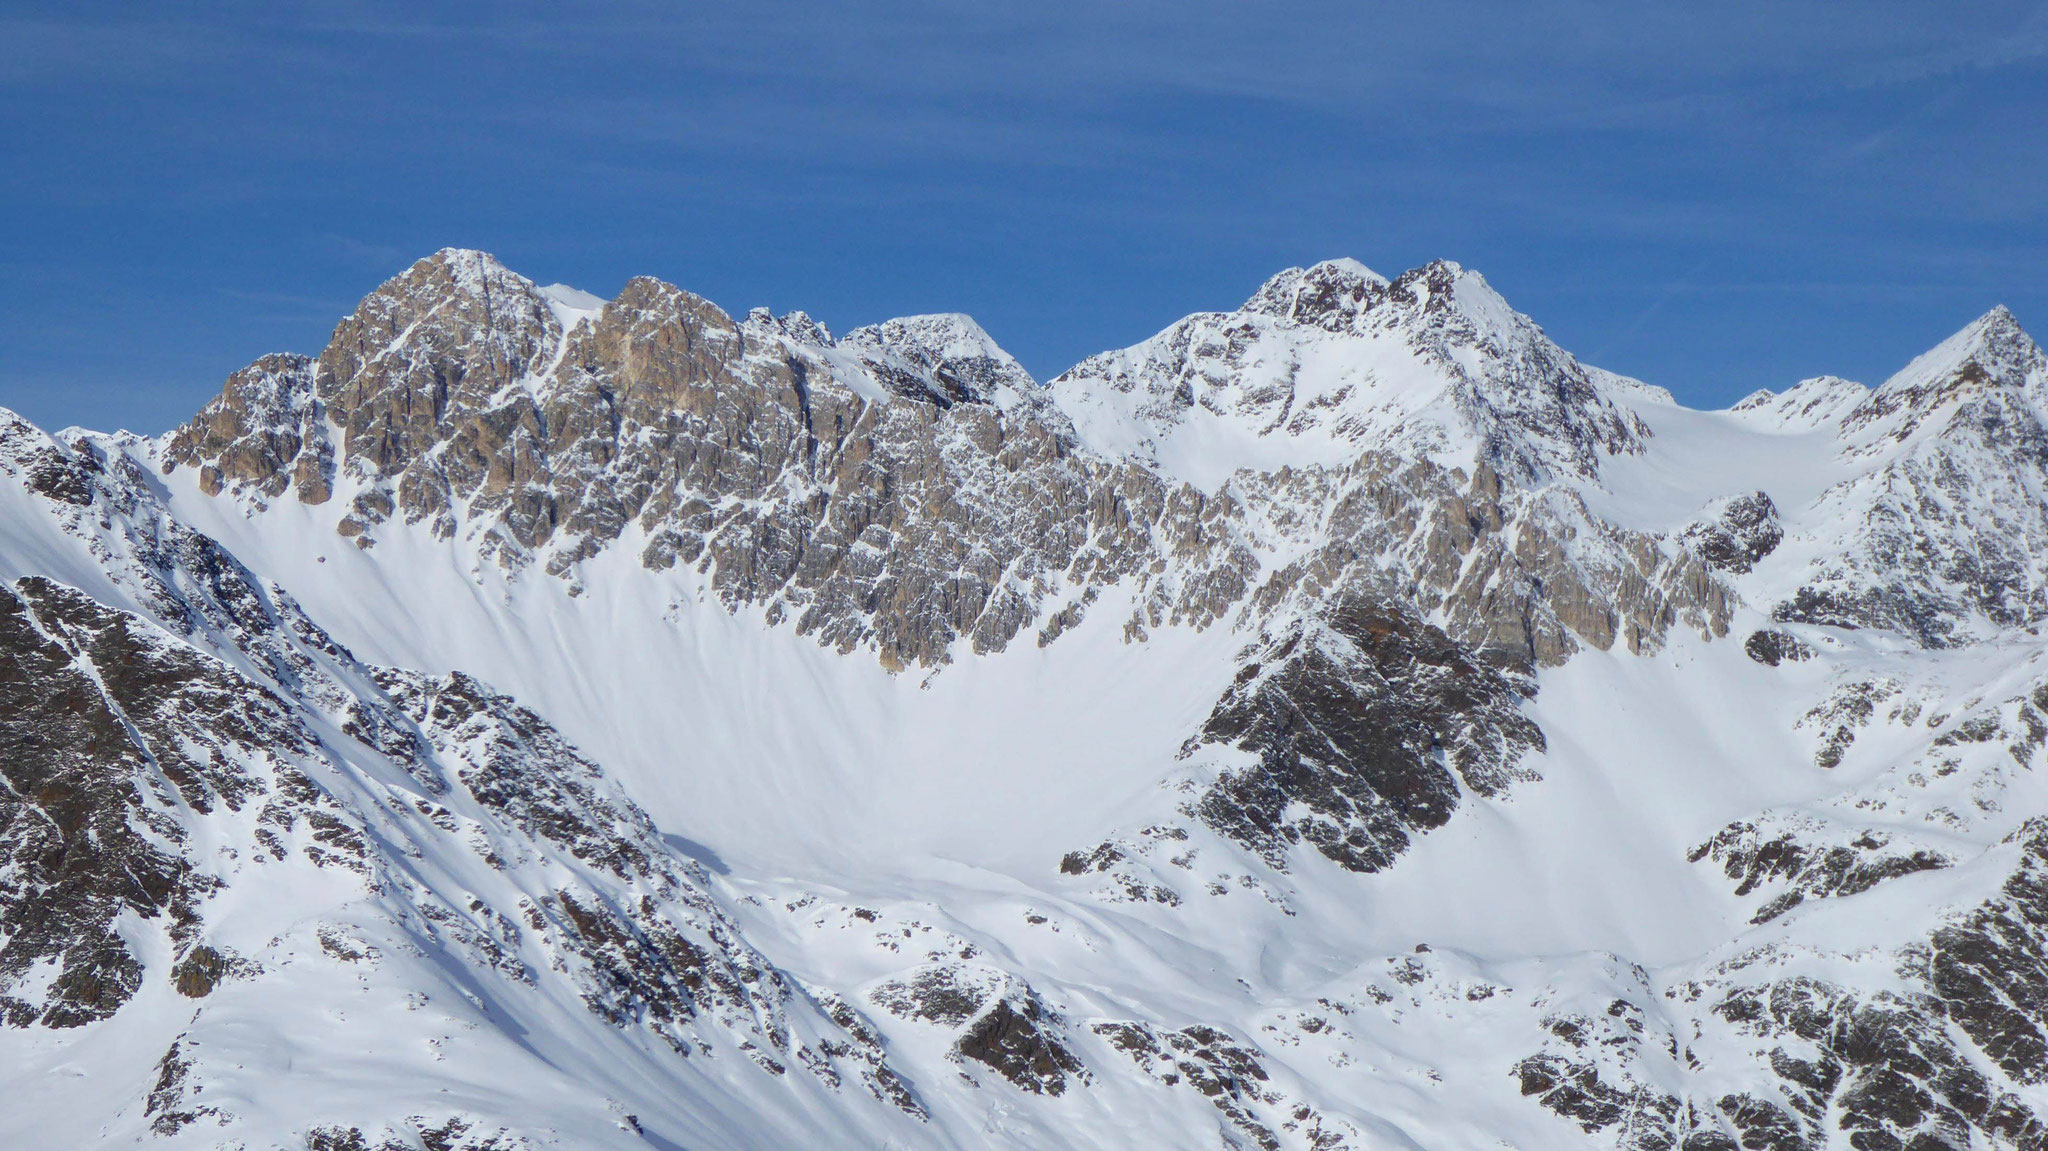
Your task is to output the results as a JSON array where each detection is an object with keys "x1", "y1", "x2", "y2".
[{"x1": 164, "y1": 249, "x2": 1737, "y2": 674}]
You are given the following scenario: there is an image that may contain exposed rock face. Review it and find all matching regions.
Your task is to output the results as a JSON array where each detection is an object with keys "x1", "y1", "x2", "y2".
[
  {"x1": 1516, "y1": 971, "x2": 2048, "y2": 1151},
  {"x1": 1681, "y1": 492, "x2": 1783, "y2": 574},
  {"x1": 1514, "y1": 1000, "x2": 1699, "y2": 1151},
  {"x1": 1744, "y1": 628, "x2": 1814, "y2": 666},
  {"x1": 1191, "y1": 597, "x2": 1544, "y2": 873},
  {"x1": 1691, "y1": 816, "x2": 1952, "y2": 924},
  {"x1": 1502, "y1": 882, "x2": 2048, "y2": 1151},
  {"x1": 954, "y1": 995, "x2": 1087, "y2": 1095},
  {"x1": 160, "y1": 249, "x2": 1733, "y2": 678},
  {"x1": 1096, "y1": 1021, "x2": 1310, "y2": 1151},
  {"x1": 0, "y1": 570, "x2": 920, "y2": 1125},
  {"x1": 0, "y1": 575, "x2": 277, "y2": 1027},
  {"x1": 1706, "y1": 954, "x2": 2048, "y2": 1151},
  {"x1": 1923, "y1": 820, "x2": 2048, "y2": 1087},
  {"x1": 1229, "y1": 451, "x2": 1731, "y2": 669},
  {"x1": 318, "y1": 248, "x2": 564, "y2": 481},
  {"x1": 163, "y1": 352, "x2": 329, "y2": 502},
  {"x1": 868, "y1": 963, "x2": 1086, "y2": 1095},
  {"x1": 0, "y1": 410, "x2": 923, "y2": 1145},
  {"x1": 1776, "y1": 307, "x2": 2048, "y2": 647}
]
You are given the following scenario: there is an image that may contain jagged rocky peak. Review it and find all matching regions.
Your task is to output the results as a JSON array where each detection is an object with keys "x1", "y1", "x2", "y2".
[
  {"x1": 1845, "y1": 304, "x2": 2048, "y2": 437},
  {"x1": 1241, "y1": 257, "x2": 1390, "y2": 328},
  {"x1": 1048, "y1": 255, "x2": 1651, "y2": 488},
  {"x1": 837, "y1": 312, "x2": 1038, "y2": 408},
  {"x1": 744, "y1": 306, "x2": 832, "y2": 346},
  {"x1": 735, "y1": 307, "x2": 1036, "y2": 407},
  {"x1": 143, "y1": 248, "x2": 1740, "y2": 687},
  {"x1": 1386, "y1": 258, "x2": 1510, "y2": 322},
  {"x1": 1238, "y1": 256, "x2": 1535, "y2": 343},
  {"x1": 161, "y1": 352, "x2": 324, "y2": 500},
  {"x1": 162, "y1": 247, "x2": 580, "y2": 505},
  {"x1": 320, "y1": 248, "x2": 567, "y2": 450},
  {"x1": 1376, "y1": 259, "x2": 1657, "y2": 480},
  {"x1": 1767, "y1": 307, "x2": 2048, "y2": 647}
]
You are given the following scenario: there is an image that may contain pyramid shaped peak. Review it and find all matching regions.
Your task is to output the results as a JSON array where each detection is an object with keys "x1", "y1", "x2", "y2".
[
  {"x1": 1838, "y1": 305, "x2": 2045, "y2": 439},
  {"x1": 843, "y1": 312, "x2": 1017, "y2": 366},
  {"x1": 840, "y1": 312, "x2": 1036, "y2": 405},
  {"x1": 355, "y1": 249, "x2": 548, "y2": 320},
  {"x1": 1877, "y1": 304, "x2": 2043, "y2": 400},
  {"x1": 416, "y1": 246, "x2": 524, "y2": 282},
  {"x1": 1967, "y1": 304, "x2": 2036, "y2": 357}
]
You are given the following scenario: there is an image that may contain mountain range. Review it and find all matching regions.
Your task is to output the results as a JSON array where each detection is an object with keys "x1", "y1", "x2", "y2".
[{"x1": 6, "y1": 247, "x2": 2048, "y2": 1150}]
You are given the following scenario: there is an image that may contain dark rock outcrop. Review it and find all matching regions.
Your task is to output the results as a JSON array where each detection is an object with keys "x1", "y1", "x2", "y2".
[
  {"x1": 1745, "y1": 629, "x2": 1814, "y2": 666},
  {"x1": 1682, "y1": 492, "x2": 1783, "y2": 574},
  {"x1": 1192, "y1": 597, "x2": 1544, "y2": 872}
]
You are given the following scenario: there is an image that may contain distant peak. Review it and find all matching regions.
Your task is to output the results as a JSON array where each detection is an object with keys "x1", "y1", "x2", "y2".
[
  {"x1": 840, "y1": 312, "x2": 1035, "y2": 406},
  {"x1": 1728, "y1": 375, "x2": 1868, "y2": 432},
  {"x1": 1839, "y1": 306, "x2": 2045, "y2": 438},
  {"x1": 421, "y1": 247, "x2": 518, "y2": 280},
  {"x1": 539, "y1": 283, "x2": 606, "y2": 312},
  {"x1": 1243, "y1": 258, "x2": 1390, "y2": 326},
  {"x1": 844, "y1": 313, "x2": 1015, "y2": 364},
  {"x1": 369, "y1": 248, "x2": 543, "y2": 312},
  {"x1": 1876, "y1": 304, "x2": 2044, "y2": 400},
  {"x1": 1379, "y1": 260, "x2": 1535, "y2": 347},
  {"x1": 745, "y1": 307, "x2": 833, "y2": 346}
]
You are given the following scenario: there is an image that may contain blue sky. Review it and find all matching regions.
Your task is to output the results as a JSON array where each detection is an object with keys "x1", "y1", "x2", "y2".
[{"x1": 3, "y1": 2, "x2": 2045, "y2": 433}]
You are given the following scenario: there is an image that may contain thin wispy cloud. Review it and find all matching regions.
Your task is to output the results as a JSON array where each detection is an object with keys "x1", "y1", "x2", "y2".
[{"x1": 0, "y1": 2, "x2": 2043, "y2": 433}]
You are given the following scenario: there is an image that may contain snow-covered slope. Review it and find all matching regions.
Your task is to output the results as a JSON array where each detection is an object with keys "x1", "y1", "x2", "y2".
[{"x1": 6, "y1": 250, "x2": 2048, "y2": 1150}]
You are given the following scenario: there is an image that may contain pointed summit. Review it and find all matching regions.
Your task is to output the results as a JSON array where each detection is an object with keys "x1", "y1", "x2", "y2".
[
  {"x1": 838, "y1": 313, "x2": 1037, "y2": 408},
  {"x1": 1243, "y1": 258, "x2": 1390, "y2": 328},
  {"x1": 1846, "y1": 306, "x2": 2047, "y2": 436},
  {"x1": 344, "y1": 247, "x2": 553, "y2": 337},
  {"x1": 317, "y1": 250, "x2": 563, "y2": 472},
  {"x1": 1880, "y1": 305, "x2": 2043, "y2": 396},
  {"x1": 1381, "y1": 259, "x2": 1531, "y2": 343}
]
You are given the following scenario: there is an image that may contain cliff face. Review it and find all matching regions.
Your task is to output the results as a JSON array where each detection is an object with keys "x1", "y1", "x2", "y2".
[
  {"x1": 165, "y1": 249, "x2": 1729, "y2": 675},
  {"x1": 5, "y1": 251, "x2": 2048, "y2": 1150}
]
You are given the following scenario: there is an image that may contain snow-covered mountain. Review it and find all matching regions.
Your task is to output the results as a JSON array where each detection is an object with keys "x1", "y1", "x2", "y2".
[{"x1": 6, "y1": 248, "x2": 2048, "y2": 1149}]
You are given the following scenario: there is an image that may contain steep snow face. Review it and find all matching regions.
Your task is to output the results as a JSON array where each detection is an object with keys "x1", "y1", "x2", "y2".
[
  {"x1": 12, "y1": 252, "x2": 2048, "y2": 1151},
  {"x1": 1048, "y1": 259, "x2": 1652, "y2": 489}
]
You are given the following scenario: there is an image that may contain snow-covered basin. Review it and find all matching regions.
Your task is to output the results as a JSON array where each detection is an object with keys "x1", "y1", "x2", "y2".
[
  {"x1": 142, "y1": 450, "x2": 1977, "y2": 981},
  {"x1": 1582, "y1": 396, "x2": 1853, "y2": 537}
]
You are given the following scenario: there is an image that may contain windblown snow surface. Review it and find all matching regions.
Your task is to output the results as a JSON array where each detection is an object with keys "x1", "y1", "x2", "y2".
[{"x1": 6, "y1": 251, "x2": 2048, "y2": 1150}]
